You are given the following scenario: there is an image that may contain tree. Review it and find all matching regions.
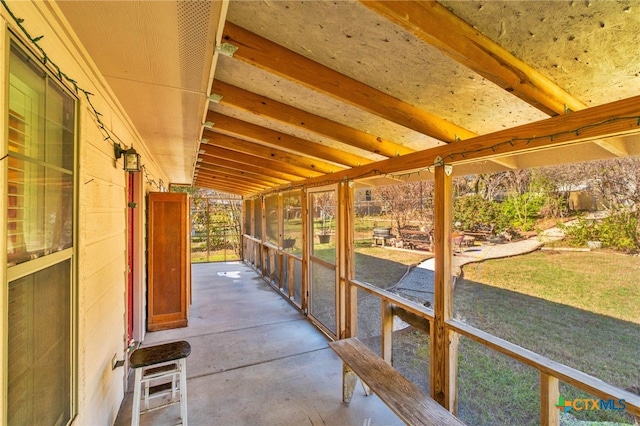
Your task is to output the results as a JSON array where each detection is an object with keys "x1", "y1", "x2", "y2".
[{"x1": 373, "y1": 181, "x2": 434, "y2": 235}]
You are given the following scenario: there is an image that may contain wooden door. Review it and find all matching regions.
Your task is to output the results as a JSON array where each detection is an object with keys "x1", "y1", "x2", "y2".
[{"x1": 147, "y1": 192, "x2": 191, "y2": 331}]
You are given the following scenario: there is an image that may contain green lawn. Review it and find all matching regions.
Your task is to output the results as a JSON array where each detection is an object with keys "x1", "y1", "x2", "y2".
[
  {"x1": 454, "y1": 250, "x2": 640, "y2": 425},
  {"x1": 354, "y1": 242, "x2": 430, "y2": 289},
  {"x1": 353, "y1": 246, "x2": 639, "y2": 425}
]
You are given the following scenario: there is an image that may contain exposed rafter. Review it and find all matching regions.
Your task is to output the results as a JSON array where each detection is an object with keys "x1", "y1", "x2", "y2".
[
  {"x1": 196, "y1": 162, "x2": 284, "y2": 187},
  {"x1": 198, "y1": 174, "x2": 266, "y2": 192},
  {"x1": 198, "y1": 154, "x2": 305, "y2": 183},
  {"x1": 193, "y1": 181, "x2": 253, "y2": 196},
  {"x1": 220, "y1": 22, "x2": 476, "y2": 143},
  {"x1": 210, "y1": 80, "x2": 414, "y2": 158},
  {"x1": 202, "y1": 130, "x2": 346, "y2": 176},
  {"x1": 361, "y1": 1, "x2": 632, "y2": 160},
  {"x1": 360, "y1": 0, "x2": 585, "y2": 117},
  {"x1": 196, "y1": 176, "x2": 269, "y2": 193},
  {"x1": 268, "y1": 95, "x2": 640, "y2": 194},
  {"x1": 205, "y1": 111, "x2": 372, "y2": 168},
  {"x1": 199, "y1": 145, "x2": 321, "y2": 179}
]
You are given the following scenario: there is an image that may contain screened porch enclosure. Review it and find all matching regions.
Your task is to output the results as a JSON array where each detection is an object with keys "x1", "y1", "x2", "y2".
[{"x1": 240, "y1": 155, "x2": 640, "y2": 425}]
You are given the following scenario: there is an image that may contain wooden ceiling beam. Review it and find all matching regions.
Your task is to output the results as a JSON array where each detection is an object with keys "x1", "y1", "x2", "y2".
[
  {"x1": 199, "y1": 145, "x2": 320, "y2": 179},
  {"x1": 221, "y1": 22, "x2": 476, "y2": 143},
  {"x1": 358, "y1": 0, "x2": 628, "y2": 159},
  {"x1": 196, "y1": 161, "x2": 289, "y2": 186},
  {"x1": 593, "y1": 138, "x2": 630, "y2": 157},
  {"x1": 193, "y1": 180, "x2": 251, "y2": 196},
  {"x1": 195, "y1": 177, "x2": 265, "y2": 194},
  {"x1": 193, "y1": 182, "x2": 248, "y2": 195},
  {"x1": 194, "y1": 173, "x2": 267, "y2": 192},
  {"x1": 202, "y1": 130, "x2": 347, "y2": 175},
  {"x1": 193, "y1": 176, "x2": 255, "y2": 193},
  {"x1": 361, "y1": 1, "x2": 585, "y2": 117},
  {"x1": 206, "y1": 111, "x2": 371, "y2": 168},
  {"x1": 195, "y1": 164, "x2": 279, "y2": 188},
  {"x1": 197, "y1": 153, "x2": 304, "y2": 182},
  {"x1": 210, "y1": 80, "x2": 414, "y2": 158},
  {"x1": 275, "y1": 95, "x2": 640, "y2": 191}
]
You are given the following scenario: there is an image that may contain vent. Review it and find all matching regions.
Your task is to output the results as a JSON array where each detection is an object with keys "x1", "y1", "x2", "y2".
[{"x1": 177, "y1": 0, "x2": 212, "y2": 91}]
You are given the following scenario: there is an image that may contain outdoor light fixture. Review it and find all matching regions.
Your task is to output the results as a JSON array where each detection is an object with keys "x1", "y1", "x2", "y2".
[{"x1": 114, "y1": 142, "x2": 141, "y2": 172}]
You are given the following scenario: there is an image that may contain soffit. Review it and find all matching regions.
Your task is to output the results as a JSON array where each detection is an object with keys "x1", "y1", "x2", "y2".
[
  {"x1": 58, "y1": 0, "x2": 222, "y2": 183},
  {"x1": 55, "y1": 1, "x2": 640, "y2": 196}
]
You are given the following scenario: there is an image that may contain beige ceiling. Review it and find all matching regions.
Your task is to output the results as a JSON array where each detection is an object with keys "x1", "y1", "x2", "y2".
[{"x1": 58, "y1": 1, "x2": 640, "y2": 196}]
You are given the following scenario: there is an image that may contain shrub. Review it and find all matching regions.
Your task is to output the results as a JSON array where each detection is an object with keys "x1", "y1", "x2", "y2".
[
  {"x1": 561, "y1": 210, "x2": 639, "y2": 253},
  {"x1": 454, "y1": 195, "x2": 504, "y2": 232},
  {"x1": 500, "y1": 192, "x2": 546, "y2": 231}
]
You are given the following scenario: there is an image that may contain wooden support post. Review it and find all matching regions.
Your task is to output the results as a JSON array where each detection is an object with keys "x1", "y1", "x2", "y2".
[
  {"x1": 250, "y1": 198, "x2": 255, "y2": 242},
  {"x1": 541, "y1": 373, "x2": 560, "y2": 426},
  {"x1": 269, "y1": 248, "x2": 276, "y2": 281},
  {"x1": 381, "y1": 300, "x2": 393, "y2": 364},
  {"x1": 339, "y1": 182, "x2": 357, "y2": 338},
  {"x1": 430, "y1": 163, "x2": 458, "y2": 411},
  {"x1": 449, "y1": 330, "x2": 460, "y2": 415},
  {"x1": 251, "y1": 239, "x2": 256, "y2": 265},
  {"x1": 278, "y1": 193, "x2": 284, "y2": 286},
  {"x1": 288, "y1": 256, "x2": 295, "y2": 299},
  {"x1": 301, "y1": 189, "x2": 309, "y2": 313}
]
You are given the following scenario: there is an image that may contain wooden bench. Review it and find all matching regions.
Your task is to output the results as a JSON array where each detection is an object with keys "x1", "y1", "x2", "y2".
[{"x1": 329, "y1": 337, "x2": 465, "y2": 426}]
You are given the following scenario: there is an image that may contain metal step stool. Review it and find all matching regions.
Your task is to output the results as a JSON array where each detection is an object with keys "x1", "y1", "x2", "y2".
[{"x1": 130, "y1": 340, "x2": 191, "y2": 426}]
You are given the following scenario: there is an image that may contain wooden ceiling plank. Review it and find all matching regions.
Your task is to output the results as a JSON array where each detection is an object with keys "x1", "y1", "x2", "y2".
[
  {"x1": 196, "y1": 161, "x2": 289, "y2": 186},
  {"x1": 206, "y1": 111, "x2": 371, "y2": 168},
  {"x1": 221, "y1": 22, "x2": 476, "y2": 143},
  {"x1": 198, "y1": 154, "x2": 304, "y2": 182},
  {"x1": 210, "y1": 80, "x2": 414, "y2": 158},
  {"x1": 202, "y1": 129, "x2": 347, "y2": 175},
  {"x1": 199, "y1": 145, "x2": 320, "y2": 179},
  {"x1": 360, "y1": 1, "x2": 585, "y2": 117},
  {"x1": 273, "y1": 95, "x2": 640, "y2": 191}
]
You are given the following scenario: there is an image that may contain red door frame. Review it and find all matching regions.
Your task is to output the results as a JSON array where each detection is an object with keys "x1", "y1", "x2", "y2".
[{"x1": 127, "y1": 173, "x2": 134, "y2": 344}]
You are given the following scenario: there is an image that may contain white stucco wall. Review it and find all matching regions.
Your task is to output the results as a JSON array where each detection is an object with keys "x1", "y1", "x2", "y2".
[{"x1": 1, "y1": 2, "x2": 167, "y2": 424}]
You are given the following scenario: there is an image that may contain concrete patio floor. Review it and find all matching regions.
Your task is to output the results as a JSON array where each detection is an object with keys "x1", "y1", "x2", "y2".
[{"x1": 114, "y1": 261, "x2": 403, "y2": 426}]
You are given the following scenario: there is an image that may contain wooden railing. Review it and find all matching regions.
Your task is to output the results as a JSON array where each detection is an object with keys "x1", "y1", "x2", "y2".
[
  {"x1": 348, "y1": 278, "x2": 640, "y2": 423},
  {"x1": 243, "y1": 235, "x2": 303, "y2": 309},
  {"x1": 243, "y1": 234, "x2": 640, "y2": 423}
]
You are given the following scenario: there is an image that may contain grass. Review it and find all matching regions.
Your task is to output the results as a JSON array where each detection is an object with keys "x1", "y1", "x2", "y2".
[
  {"x1": 354, "y1": 242, "x2": 430, "y2": 288},
  {"x1": 461, "y1": 250, "x2": 640, "y2": 324},
  {"x1": 453, "y1": 250, "x2": 640, "y2": 425},
  {"x1": 352, "y1": 246, "x2": 639, "y2": 425},
  {"x1": 191, "y1": 249, "x2": 240, "y2": 263}
]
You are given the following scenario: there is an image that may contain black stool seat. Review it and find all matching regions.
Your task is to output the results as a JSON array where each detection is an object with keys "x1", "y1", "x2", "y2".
[
  {"x1": 130, "y1": 340, "x2": 191, "y2": 426},
  {"x1": 130, "y1": 341, "x2": 191, "y2": 368}
]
